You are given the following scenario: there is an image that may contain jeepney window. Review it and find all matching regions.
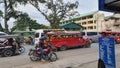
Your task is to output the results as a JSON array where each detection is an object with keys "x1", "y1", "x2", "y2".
[
  {"x1": 68, "y1": 35, "x2": 72, "y2": 38},
  {"x1": 63, "y1": 35, "x2": 65, "y2": 38},
  {"x1": 63, "y1": 35, "x2": 69, "y2": 38},
  {"x1": 51, "y1": 35, "x2": 56, "y2": 39},
  {"x1": 46, "y1": 37, "x2": 50, "y2": 41},
  {"x1": 72, "y1": 34, "x2": 77, "y2": 38},
  {"x1": 35, "y1": 33, "x2": 39, "y2": 38},
  {"x1": 57, "y1": 35, "x2": 62, "y2": 38}
]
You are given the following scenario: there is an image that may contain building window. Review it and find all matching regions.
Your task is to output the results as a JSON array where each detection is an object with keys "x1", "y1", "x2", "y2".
[
  {"x1": 94, "y1": 26, "x2": 96, "y2": 29},
  {"x1": 82, "y1": 22, "x2": 86, "y2": 25},
  {"x1": 87, "y1": 15, "x2": 93, "y2": 19},
  {"x1": 84, "y1": 27, "x2": 87, "y2": 30},
  {"x1": 88, "y1": 26, "x2": 93, "y2": 30},
  {"x1": 88, "y1": 21, "x2": 93, "y2": 24},
  {"x1": 94, "y1": 20, "x2": 96, "y2": 24},
  {"x1": 82, "y1": 17, "x2": 86, "y2": 20},
  {"x1": 78, "y1": 23, "x2": 82, "y2": 25}
]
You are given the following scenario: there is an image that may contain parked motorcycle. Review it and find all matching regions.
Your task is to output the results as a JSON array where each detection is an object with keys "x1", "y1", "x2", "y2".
[
  {"x1": 0, "y1": 45, "x2": 25, "y2": 57},
  {"x1": 0, "y1": 35, "x2": 25, "y2": 57},
  {"x1": 28, "y1": 45, "x2": 58, "y2": 62}
]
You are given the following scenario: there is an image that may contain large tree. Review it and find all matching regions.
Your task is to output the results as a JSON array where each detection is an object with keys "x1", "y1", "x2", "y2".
[
  {"x1": 0, "y1": 0, "x2": 28, "y2": 33},
  {"x1": 0, "y1": 10, "x2": 4, "y2": 31},
  {"x1": 11, "y1": 13, "x2": 48, "y2": 32},
  {"x1": 29, "y1": 0, "x2": 79, "y2": 28}
]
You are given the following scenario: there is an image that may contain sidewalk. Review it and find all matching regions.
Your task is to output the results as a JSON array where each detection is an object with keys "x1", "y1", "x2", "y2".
[
  {"x1": 14, "y1": 53, "x2": 120, "y2": 68},
  {"x1": 77, "y1": 53, "x2": 120, "y2": 68},
  {"x1": 14, "y1": 52, "x2": 99, "y2": 68},
  {"x1": 14, "y1": 45, "x2": 120, "y2": 68}
]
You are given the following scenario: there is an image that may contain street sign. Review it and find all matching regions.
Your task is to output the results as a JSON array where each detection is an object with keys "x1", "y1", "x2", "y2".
[
  {"x1": 99, "y1": 0, "x2": 120, "y2": 12},
  {"x1": 99, "y1": 37, "x2": 116, "y2": 68}
]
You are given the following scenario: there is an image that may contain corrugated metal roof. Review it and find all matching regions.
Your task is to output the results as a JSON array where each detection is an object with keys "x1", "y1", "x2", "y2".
[
  {"x1": 59, "y1": 22, "x2": 84, "y2": 29},
  {"x1": 74, "y1": 11, "x2": 98, "y2": 19},
  {"x1": 104, "y1": 15, "x2": 113, "y2": 20},
  {"x1": 63, "y1": 11, "x2": 98, "y2": 22}
]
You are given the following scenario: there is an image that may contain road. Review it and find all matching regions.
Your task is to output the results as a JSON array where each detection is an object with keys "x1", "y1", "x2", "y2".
[{"x1": 0, "y1": 43, "x2": 120, "y2": 68}]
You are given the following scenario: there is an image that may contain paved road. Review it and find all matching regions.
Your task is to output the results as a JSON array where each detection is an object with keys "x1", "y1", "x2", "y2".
[{"x1": 0, "y1": 43, "x2": 120, "y2": 68}]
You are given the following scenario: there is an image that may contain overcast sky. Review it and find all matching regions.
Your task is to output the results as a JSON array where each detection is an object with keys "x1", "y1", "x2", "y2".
[{"x1": 0, "y1": 0, "x2": 113, "y2": 28}]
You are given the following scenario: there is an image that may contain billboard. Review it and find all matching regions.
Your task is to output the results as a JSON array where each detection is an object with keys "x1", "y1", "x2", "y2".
[
  {"x1": 99, "y1": 0, "x2": 120, "y2": 12},
  {"x1": 99, "y1": 37, "x2": 116, "y2": 68}
]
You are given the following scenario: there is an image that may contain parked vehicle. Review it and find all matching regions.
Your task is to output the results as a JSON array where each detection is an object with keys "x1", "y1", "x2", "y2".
[
  {"x1": 100, "y1": 32, "x2": 120, "y2": 44},
  {"x1": 34, "y1": 29, "x2": 64, "y2": 45},
  {"x1": 0, "y1": 32, "x2": 7, "y2": 42},
  {"x1": 47, "y1": 31, "x2": 91, "y2": 51},
  {"x1": 0, "y1": 32, "x2": 7, "y2": 35},
  {"x1": 82, "y1": 32, "x2": 100, "y2": 43},
  {"x1": 28, "y1": 44, "x2": 58, "y2": 62},
  {"x1": 34, "y1": 30, "x2": 91, "y2": 51},
  {"x1": 112, "y1": 32, "x2": 120, "y2": 44},
  {"x1": 0, "y1": 35, "x2": 25, "y2": 57}
]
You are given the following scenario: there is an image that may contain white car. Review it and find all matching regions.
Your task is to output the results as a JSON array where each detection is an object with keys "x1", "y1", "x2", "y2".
[
  {"x1": 0, "y1": 32, "x2": 7, "y2": 42},
  {"x1": 82, "y1": 32, "x2": 100, "y2": 43},
  {"x1": 0, "y1": 32, "x2": 7, "y2": 35}
]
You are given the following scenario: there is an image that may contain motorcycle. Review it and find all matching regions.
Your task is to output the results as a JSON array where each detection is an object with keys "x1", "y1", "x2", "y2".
[
  {"x1": 18, "y1": 45, "x2": 25, "y2": 54},
  {"x1": 28, "y1": 45, "x2": 58, "y2": 62},
  {"x1": 0, "y1": 35, "x2": 25, "y2": 57},
  {"x1": 0, "y1": 44, "x2": 25, "y2": 57}
]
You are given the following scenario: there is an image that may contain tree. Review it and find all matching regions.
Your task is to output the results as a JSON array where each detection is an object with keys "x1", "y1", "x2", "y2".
[
  {"x1": 29, "y1": 0, "x2": 79, "y2": 28},
  {"x1": 0, "y1": 0, "x2": 28, "y2": 33},
  {"x1": 11, "y1": 13, "x2": 48, "y2": 32},
  {"x1": 0, "y1": 10, "x2": 4, "y2": 31}
]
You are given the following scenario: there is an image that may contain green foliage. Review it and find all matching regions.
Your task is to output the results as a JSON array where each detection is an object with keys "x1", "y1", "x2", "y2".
[
  {"x1": 0, "y1": 10, "x2": 4, "y2": 32},
  {"x1": 0, "y1": 0, "x2": 29, "y2": 33},
  {"x1": 0, "y1": 10, "x2": 3, "y2": 17},
  {"x1": 11, "y1": 13, "x2": 49, "y2": 31},
  {"x1": 29, "y1": 0, "x2": 79, "y2": 29},
  {"x1": 0, "y1": 0, "x2": 79, "y2": 33}
]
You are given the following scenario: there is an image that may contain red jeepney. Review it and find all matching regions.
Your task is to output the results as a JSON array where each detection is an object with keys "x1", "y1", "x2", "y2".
[
  {"x1": 112, "y1": 32, "x2": 120, "y2": 44},
  {"x1": 47, "y1": 31, "x2": 91, "y2": 51},
  {"x1": 101, "y1": 32, "x2": 120, "y2": 44}
]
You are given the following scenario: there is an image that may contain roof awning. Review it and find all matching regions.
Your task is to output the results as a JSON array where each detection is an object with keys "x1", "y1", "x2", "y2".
[{"x1": 59, "y1": 22, "x2": 84, "y2": 29}]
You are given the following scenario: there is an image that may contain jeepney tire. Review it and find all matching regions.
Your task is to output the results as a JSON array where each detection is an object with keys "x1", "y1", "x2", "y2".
[
  {"x1": 85, "y1": 42, "x2": 91, "y2": 48},
  {"x1": 59, "y1": 45, "x2": 67, "y2": 51}
]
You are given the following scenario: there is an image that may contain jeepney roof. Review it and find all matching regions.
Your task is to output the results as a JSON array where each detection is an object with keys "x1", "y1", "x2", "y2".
[{"x1": 48, "y1": 31, "x2": 81, "y2": 35}]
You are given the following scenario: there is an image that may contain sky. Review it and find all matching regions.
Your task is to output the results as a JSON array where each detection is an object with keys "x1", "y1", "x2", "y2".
[{"x1": 0, "y1": 0, "x2": 113, "y2": 28}]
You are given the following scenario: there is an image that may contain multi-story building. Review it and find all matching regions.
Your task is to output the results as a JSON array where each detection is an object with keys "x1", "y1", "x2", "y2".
[
  {"x1": 104, "y1": 13, "x2": 120, "y2": 32},
  {"x1": 62, "y1": 11, "x2": 120, "y2": 32},
  {"x1": 75, "y1": 11, "x2": 105, "y2": 32},
  {"x1": 62, "y1": 11, "x2": 105, "y2": 32}
]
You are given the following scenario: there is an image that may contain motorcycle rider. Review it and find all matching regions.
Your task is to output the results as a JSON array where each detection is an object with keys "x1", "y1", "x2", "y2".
[
  {"x1": 7, "y1": 38, "x2": 19, "y2": 53},
  {"x1": 38, "y1": 32, "x2": 47, "y2": 61}
]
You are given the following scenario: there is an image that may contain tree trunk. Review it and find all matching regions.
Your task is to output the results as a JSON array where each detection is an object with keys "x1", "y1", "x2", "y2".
[
  {"x1": 4, "y1": 19, "x2": 9, "y2": 33},
  {"x1": 50, "y1": 22, "x2": 60, "y2": 29},
  {"x1": 0, "y1": 23, "x2": 4, "y2": 32},
  {"x1": 4, "y1": 0, "x2": 9, "y2": 33}
]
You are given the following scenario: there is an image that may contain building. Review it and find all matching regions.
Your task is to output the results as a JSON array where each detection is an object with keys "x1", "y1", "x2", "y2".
[
  {"x1": 75, "y1": 11, "x2": 105, "y2": 32},
  {"x1": 62, "y1": 11, "x2": 120, "y2": 32},
  {"x1": 104, "y1": 13, "x2": 120, "y2": 32},
  {"x1": 62, "y1": 11, "x2": 105, "y2": 32}
]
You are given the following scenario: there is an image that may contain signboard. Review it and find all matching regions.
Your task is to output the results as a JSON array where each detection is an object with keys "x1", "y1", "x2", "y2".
[
  {"x1": 99, "y1": 37, "x2": 116, "y2": 68},
  {"x1": 99, "y1": 0, "x2": 120, "y2": 12}
]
